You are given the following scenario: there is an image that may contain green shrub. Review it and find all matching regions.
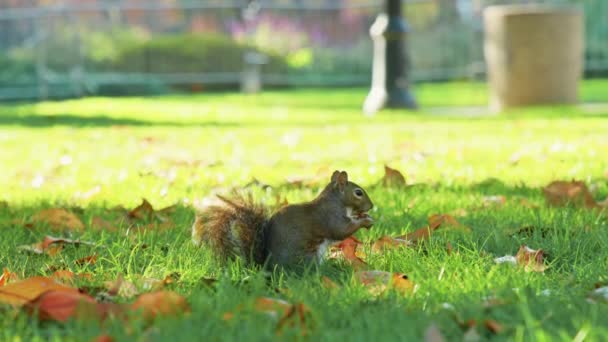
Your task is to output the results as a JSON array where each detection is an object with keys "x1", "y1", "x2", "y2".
[{"x1": 112, "y1": 34, "x2": 288, "y2": 74}]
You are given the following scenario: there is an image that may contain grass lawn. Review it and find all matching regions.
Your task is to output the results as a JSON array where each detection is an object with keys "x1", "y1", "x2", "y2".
[{"x1": 1, "y1": 80, "x2": 608, "y2": 341}]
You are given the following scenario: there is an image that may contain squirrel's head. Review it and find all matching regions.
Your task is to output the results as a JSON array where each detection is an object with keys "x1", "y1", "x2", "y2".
[{"x1": 329, "y1": 170, "x2": 374, "y2": 215}]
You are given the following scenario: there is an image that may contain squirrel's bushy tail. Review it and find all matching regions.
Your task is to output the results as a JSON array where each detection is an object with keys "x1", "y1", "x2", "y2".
[{"x1": 192, "y1": 194, "x2": 269, "y2": 265}]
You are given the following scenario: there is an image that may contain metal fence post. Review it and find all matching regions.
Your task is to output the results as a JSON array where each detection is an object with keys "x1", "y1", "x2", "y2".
[{"x1": 364, "y1": 0, "x2": 416, "y2": 115}]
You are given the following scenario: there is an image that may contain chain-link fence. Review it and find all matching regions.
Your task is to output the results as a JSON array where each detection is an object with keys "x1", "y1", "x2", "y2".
[{"x1": 0, "y1": 0, "x2": 606, "y2": 100}]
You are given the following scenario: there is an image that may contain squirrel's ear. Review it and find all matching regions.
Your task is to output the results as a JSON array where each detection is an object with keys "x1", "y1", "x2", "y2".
[
  {"x1": 336, "y1": 171, "x2": 348, "y2": 191},
  {"x1": 331, "y1": 170, "x2": 341, "y2": 183}
]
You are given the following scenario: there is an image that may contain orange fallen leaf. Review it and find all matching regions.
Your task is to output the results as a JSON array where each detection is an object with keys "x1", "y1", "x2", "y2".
[
  {"x1": 276, "y1": 302, "x2": 311, "y2": 336},
  {"x1": 0, "y1": 276, "x2": 78, "y2": 306},
  {"x1": 371, "y1": 236, "x2": 411, "y2": 252},
  {"x1": 131, "y1": 291, "x2": 190, "y2": 320},
  {"x1": 26, "y1": 290, "x2": 99, "y2": 322},
  {"x1": 401, "y1": 214, "x2": 469, "y2": 243},
  {"x1": 92, "y1": 335, "x2": 115, "y2": 342},
  {"x1": 0, "y1": 268, "x2": 18, "y2": 287},
  {"x1": 355, "y1": 270, "x2": 415, "y2": 296},
  {"x1": 543, "y1": 180, "x2": 597, "y2": 209},
  {"x1": 332, "y1": 237, "x2": 367, "y2": 269},
  {"x1": 382, "y1": 165, "x2": 406, "y2": 187},
  {"x1": 30, "y1": 208, "x2": 84, "y2": 231},
  {"x1": 515, "y1": 245, "x2": 547, "y2": 272},
  {"x1": 75, "y1": 255, "x2": 98, "y2": 266}
]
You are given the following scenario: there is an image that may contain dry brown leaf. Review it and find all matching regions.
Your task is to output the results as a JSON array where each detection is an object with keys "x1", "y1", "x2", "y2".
[
  {"x1": 371, "y1": 236, "x2": 411, "y2": 252},
  {"x1": 17, "y1": 236, "x2": 94, "y2": 255},
  {"x1": 91, "y1": 216, "x2": 117, "y2": 232},
  {"x1": 0, "y1": 276, "x2": 78, "y2": 307},
  {"x1": 131, "y1": 291, "x2": 190, "y2": 321},
  {"x1": 484, "y1": 319, "x2": 504, "y2": 334},
  {"x1": 355, "y1": 270, "x2": 415, "y2": 296},
  {"x1": 424, "y1": 322, "x2": 446, "y2": 342},
  {"x1": 543, "y1": 180, "x2": 597, "y2": 209},
  {"x1": 105, "y1": 275, "x2": 139, "y2": 298},
  {"x1": 515, "y1": 245, "x2": 547, "y2": 272},
  {"x1": 331, "y1": 237, "x2": 367, "y2": 269},
  {"x1": 128, "y1": 199, "x2": 155, "y2": 220},
  {"x1": 401, "y1": 214, "x2": 469, "y2": 243},
  {"x1": 75, "y1": 254, "x2": 97, "y2": 266},
  {"x1": 224, "y1": 297, "x2": 310, "y2": 335},
  {"x1": 382, "y1": 165, "x2": 406, "y2": 187},
  {"x1": 30, "y1": 208, "x2": 84, "y2": 231},
  {"x1": 51, "y1": 270, "x2": 92, "y2": 284}
]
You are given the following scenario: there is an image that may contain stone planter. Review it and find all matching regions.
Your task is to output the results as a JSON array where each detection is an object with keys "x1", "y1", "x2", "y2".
[{"x1": 484, "y1": 5, "x2": 584, "y2": 111}]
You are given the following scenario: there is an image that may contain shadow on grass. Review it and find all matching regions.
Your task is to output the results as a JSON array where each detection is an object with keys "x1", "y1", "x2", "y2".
[{"x1": 0, "y1": 113, "x2": 239, "y2": 128}]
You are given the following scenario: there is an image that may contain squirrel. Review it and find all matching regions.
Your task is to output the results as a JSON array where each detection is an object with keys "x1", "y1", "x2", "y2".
[{"x1": 191, "y1": 170, "x2": 374, "y2": 268}]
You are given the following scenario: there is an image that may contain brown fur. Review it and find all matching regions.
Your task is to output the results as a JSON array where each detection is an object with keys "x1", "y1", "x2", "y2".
[{"x1": 192, "y1": 194, "x2": 268, "y2": 265}]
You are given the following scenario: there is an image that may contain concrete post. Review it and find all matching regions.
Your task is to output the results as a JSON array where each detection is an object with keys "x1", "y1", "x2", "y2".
[{"x1": 484, "y1": 5, "x2": 584, "y2": 111}]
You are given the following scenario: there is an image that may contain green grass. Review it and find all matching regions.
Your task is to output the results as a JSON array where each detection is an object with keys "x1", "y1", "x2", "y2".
[{"x1": 1, "y1": 80, "x2": 608, "y2": 341}]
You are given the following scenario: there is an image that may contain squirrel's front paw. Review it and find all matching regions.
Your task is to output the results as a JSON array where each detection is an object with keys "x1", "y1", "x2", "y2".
[
  {"x1": 354, "y1": 213, "x2": 374, "y2": 229},
  {"x1": 360, "y1": 216, "x2": 374, "y2": 229}
]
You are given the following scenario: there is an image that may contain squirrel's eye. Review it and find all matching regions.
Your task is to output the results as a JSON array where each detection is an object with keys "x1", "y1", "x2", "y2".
[{"x1": 354, "y1": 189, "x2": 363, "y2": 197}]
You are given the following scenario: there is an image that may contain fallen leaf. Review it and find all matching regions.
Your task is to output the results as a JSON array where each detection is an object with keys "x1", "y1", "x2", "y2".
[
  {"x1": 371, "y1": 236, "x2": 411, "y2": 252},
  {"x1": 425, "y1": 322, "x2": 446, "y2": 342},
  {"x1": 131, "y1": 291, "x2": 190, "y2": 320},
  {"x1": 26, "y1": 290, "x2": 99, "y2": 322},
  {"x1": 75, "y1": 255, "x2": 97, "y2": 266},
  {"x1": 0, "y1": 276, "x2": 78, "y2": 306},
  {"x1": 92, "y1": 335, "x2": 115, "y2": 342},
  {"x1": 128, "y1": 199, "x2": 155, "y2": 220},
  {"x1": 17, "y1": 236, "x2": 94, "y2": 255},
  {"x1": 30, "y1": 208, "x2": 84, "y2": 231},
  {"x1": 355, "y1": 270, "x2": 415, "y2": 296},
  {"x1": 91, "y1": 216, "x2": 117, "y2": 232},
  {"x1": 401, "y1": 214, "x2": 469, "y2": 243},
  {"x1": 224, "y1": 297, "x2": 311, "y2": 335},
  {"x1": 543, "y1": 180, "x2": 597, "y2": 209},
  {"x1": 105, "y1": 275, "x2": 139, "y2": 298},
  {"x1": 515, "y1": 245, "x2": 547, "y2": 272},
  {"x1": 0, "y1": 268, "x2": 18, "y2": 287},
  {"x1": 484, "y1": 319, "x2": 504, "y2": 334},
  {"x1": 51, "y1": 270, "x2": 92, "y2": 284},
  {"x1": 382, "y1": 165, "x2": 406, "y2": 187},
  {"x1": 331, "y1": 237, "x2": 367, "y2": 269},
  {"x1": 276, "y1": 302, "x2": 311, "y2": 336}
]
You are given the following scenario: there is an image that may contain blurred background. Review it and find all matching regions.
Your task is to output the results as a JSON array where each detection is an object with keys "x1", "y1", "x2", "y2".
[{"x1": 1, "y1": 0, "x2": 606, "y2": 101}]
